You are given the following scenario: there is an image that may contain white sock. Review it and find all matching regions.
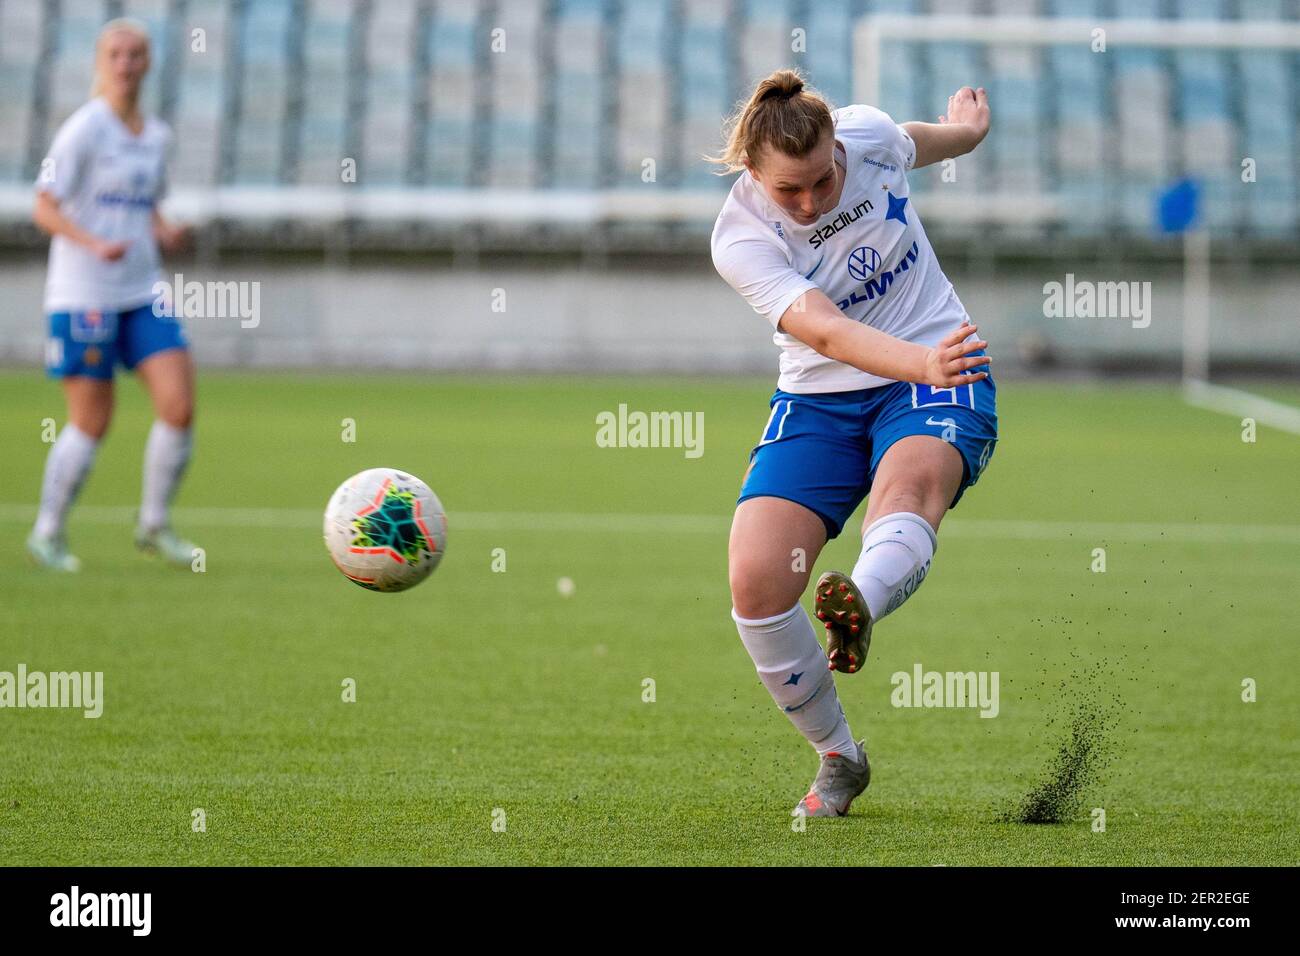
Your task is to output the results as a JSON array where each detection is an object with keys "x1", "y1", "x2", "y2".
[
  {"x1": 851, "y1": 512, "x2": 937, "y2": 622},
  {"x1": 34, "y1": 423, "x2": 99, "y2": 538},
  {"x1": 139, "y1": 420, "x2": 193, "y2": 531},
  {"x1": 733, "y1": 603, "x2": 857, "y2": 757}
]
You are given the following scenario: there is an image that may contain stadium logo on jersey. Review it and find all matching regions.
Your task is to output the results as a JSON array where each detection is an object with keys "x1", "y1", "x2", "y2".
[
  {"x1": 807, "y1": 199, "x2": 873, "y2": 250},
  {"x1": 836, "y1": 241, "x2": 920, "y2": 312},
  {"x1": 847, "y1": 246, "x2": 882, "y2": 282}
]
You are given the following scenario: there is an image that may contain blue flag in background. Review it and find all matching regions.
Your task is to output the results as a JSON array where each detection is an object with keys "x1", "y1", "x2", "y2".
[{"x1": 1157, "y1": 178, "x2": 1200, "y2": 233}]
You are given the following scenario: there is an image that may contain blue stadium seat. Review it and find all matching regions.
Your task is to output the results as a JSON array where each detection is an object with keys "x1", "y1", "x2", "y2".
[
  {"x1": 428, "y1": 17, "x2": 477, "y2": 69},
  {"x1": 804, "y1": 0, "x2": 852, "y2": 106},
  {"x1": 1111, "y1": 0, "x2": 1162, "y2": 18},
  {"x1": 427, "y1": 116, "x2": 473, "y2": 187},
  {"x1": 3, "y1": 0, "x2": 1296, "y2": 244}
]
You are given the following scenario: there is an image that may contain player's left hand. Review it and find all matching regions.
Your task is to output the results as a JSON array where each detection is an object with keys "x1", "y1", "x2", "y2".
[
  {"x1": 939, "y1": 87, "x2": 990, "y2": 146},
  {"x1": 922, "y1": 321, "x2": 990, "y2": 388}
]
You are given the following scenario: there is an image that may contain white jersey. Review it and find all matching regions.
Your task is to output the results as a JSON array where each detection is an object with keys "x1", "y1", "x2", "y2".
[
  {"x1": 37, "y1": 97, "x2": 172, "y2": 313},
  {"x1": 711, "y1": 104, "x2": 970, "y2": 393}
]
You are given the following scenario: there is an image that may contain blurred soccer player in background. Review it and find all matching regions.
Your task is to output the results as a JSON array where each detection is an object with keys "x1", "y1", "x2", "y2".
[{"x1": 29, "y1": 18, "x2": 198, "y2": 571}]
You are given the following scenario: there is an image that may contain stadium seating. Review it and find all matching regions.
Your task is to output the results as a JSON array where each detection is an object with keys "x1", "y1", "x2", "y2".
[{"x1": 1, "y1": 0, "x2": 1295, "y2": 243}]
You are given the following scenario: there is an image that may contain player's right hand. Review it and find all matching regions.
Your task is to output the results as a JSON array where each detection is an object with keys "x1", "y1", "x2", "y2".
[
  {"x1": 923, "y1": 322, "x2": 990, "y2": 387},
  {"x1": 92, "y1": 238, "x2": 129, "y2": 261}
]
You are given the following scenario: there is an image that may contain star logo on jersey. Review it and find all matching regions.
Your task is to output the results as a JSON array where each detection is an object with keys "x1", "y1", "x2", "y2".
[
  {"x1": 847, "y1": 246, "x2": 882, "y2": 282},
  {"x1": 885, "y1": 192, "x2": 908, "y2": 225},
  {"x1": 783, "y1": 672, "x2": 804, "y2": 686}
]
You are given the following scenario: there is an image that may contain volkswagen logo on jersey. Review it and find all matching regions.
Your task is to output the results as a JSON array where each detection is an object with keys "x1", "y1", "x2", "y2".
[{"x1": 847, "y1": 246, "x2": 882, "y2": 282}]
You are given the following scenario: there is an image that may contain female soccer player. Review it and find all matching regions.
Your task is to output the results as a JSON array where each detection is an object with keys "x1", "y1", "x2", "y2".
[
  {"x1": 28, "y1": 19, "x2": 198, "y2": 571},
  {"x1": 710, "y1": 69, "x2": 997, "y2": 816}
]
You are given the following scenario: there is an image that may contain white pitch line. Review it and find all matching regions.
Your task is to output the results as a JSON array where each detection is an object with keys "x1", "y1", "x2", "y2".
[
  {"x1": 0, "y1": 504, "x2": 1297, "y2": 544},
  {"x1": 1184, "y1": 380, "x2": 1300, "y2": 436}
]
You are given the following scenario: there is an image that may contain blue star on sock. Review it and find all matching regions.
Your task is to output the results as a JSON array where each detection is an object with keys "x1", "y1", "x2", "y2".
[
  {"x1": 783, "y1": 671, "x2": 804, "y2": 686},
  {"x1": 885, "y1": 191, "x2": 908, "y2": 225}
]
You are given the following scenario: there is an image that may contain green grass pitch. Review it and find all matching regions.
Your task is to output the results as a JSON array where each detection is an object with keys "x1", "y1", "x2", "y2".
[{"x1": 0, "y1": 370, "x2": 1296, "y2": 866}]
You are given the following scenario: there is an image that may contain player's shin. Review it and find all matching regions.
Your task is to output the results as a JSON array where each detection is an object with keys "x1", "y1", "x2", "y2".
[
  {"x1": 732, "y1": 604, "x2": 856, "y2": 756},
  {"x1": 850, "y1": 511, "x2": 937, "y2": 622}
]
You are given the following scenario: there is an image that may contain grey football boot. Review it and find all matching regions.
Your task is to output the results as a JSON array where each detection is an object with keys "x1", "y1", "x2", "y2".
[
  {"x1": 26, "y1": 531, "x2": 81, "y2": 572},
  {"x1": 135, "y1": 525, "x2": 200, "y2": 567},
  {"x1": 814, "y1": 571, "x2": 872, "y2": 674},
  {"x1": 793, "y1": 739, "x2": 871, "y2": 818}
]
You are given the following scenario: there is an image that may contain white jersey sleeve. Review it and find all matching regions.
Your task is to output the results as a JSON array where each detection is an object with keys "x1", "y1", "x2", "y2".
[
  {"x1": 37, "y1": 106, "x2": 96, "y2": 202},
  {"x1": 710, "y1": 205, "x2": 818, "y2": 330},
  {"x1": 833, "y1": 103, "x2": 917, "y2": 171}
]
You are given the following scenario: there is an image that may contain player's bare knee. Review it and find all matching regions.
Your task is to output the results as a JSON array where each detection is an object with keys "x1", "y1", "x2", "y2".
[
  {"x1": 873, "y1": 485, "x2": 926, "y2": 519},
  {"x1": 159, "y1": 397, "x2": 193, "y2": 429},
  {"x1": 71, "y1": 407, "x2": 112, "y2": 440},
  {"x1": 76, "y1": 419, "x2": 111, "y2": 441},
  {"x1": 730, "y1": 562, "x2": 803, "y2": 620}
]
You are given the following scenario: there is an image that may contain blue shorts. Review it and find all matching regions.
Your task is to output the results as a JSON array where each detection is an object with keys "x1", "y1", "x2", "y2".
[
  {"x1": 738, "y1": 365, "x2": 998, "y2": 539},
  {"x1": 45, "y1": 303, "x2": 188, "y2": 380}
]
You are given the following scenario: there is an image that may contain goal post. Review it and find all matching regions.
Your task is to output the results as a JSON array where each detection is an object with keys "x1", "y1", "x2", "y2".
[
  {"x1": 853, "y1": 13, "x2": 1300, "y2": 434},
  {"x1": 853, "y1": 14, "x2": 1300, "y2": 108}
]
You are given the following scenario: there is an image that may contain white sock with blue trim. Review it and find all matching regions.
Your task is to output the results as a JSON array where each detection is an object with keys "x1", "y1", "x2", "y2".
[
  {"x1": 139, "y1": 420, "x2": 193, "y2": 531},
  {"x1": 851, "y1": 512, "x2": 937, "y2": 622},
  {"x1": 34, "y1": 423, "x2": 99, "y2": 539},
  {"x1": 732, "y1": 603, "x2": 856, "y2": 757}
]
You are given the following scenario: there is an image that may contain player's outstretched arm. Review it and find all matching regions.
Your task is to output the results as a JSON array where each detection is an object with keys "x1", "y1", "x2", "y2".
[
  {"x1": 779, "y1": 288, "x2": 989, "y2": 388},
  {"x1": 901, "y1": 86, "x2": 990, "y2": 170}
]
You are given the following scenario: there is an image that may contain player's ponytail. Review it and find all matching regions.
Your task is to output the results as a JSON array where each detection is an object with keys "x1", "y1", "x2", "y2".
[
  {"x1": 90, "y1": 18, "x2": 151, "y2": 98},
  {"x1": 705, "y1": 68, "x2": 834, "y2": 174}
]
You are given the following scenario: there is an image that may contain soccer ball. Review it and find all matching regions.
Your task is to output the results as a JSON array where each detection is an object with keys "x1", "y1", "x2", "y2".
[{"x1": 323, "y1": 468, "x2": 447, "y2": 592}]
